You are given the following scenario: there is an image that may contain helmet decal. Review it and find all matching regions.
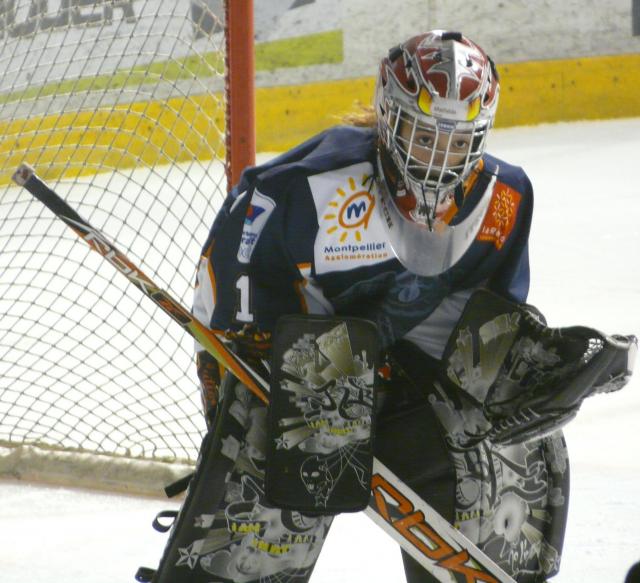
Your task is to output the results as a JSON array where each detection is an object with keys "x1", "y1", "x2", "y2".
[{"x1": 375, "y1": 29, "x2": 500, "y2": 229}]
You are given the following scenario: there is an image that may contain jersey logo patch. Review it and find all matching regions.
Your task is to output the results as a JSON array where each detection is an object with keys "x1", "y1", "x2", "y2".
[
  {"x1": 237, "y1": 190, "x2": 276, "y2": 264},
  {"x1": 322, "y1": 179, "x2": 375, "y2": 242},
  {"x1": 477, "y1": 182, "x2": 521, "y2": 250},
  {"x1": 245, "y1": 204, "x2": 266, "y2": 224},
  {"x1": 310, "y1": 163, "x2": 391, "y2": 274}
]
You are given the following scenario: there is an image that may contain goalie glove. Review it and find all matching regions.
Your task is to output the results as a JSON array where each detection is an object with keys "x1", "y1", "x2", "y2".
[
  {"x1": 224, "y1": 323, "x2": 272, "y2": 371},
  {"x1": 442, "y1": 289, "x2": 638, "y2": 446},
  {"x1": 486, "y1": 328, "x2": 637, "y2": 445}
]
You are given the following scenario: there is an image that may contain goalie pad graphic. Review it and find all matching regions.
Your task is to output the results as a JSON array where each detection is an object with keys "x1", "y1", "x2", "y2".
[
  {"x1": 441, "y1": 289, "x2": 637, "y2": 445},
  {"x1": 266, "y1": 315, "x2": 379, "y2": 513},
  {"x1": 138, "y1": 377, "x2": 334, "y2": 583}
]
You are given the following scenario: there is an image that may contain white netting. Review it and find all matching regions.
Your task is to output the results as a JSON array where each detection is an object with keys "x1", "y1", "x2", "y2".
[{"x1": 0, "y1": 0, "x2": 230, "y2": 471}]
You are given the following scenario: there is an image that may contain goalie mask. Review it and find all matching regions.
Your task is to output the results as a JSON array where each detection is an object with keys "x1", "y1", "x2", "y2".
[{"x1": 374, "y1": 30, "x2": 500, "y2": 276}]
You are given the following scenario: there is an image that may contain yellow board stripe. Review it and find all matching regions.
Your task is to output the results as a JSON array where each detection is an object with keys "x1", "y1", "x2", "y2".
[
  {"x1": 2, "y1": 52, "x2": 639, "y2": 185},
  {"x1": 495, "y1": 53, "x2": 640, "y2": 126},
  {"x1": 0, "y1": 94, "x2": 225, "y2": 185},
  {"x1": 256, "y1": 53, "x2": 640, "y2": 151}
]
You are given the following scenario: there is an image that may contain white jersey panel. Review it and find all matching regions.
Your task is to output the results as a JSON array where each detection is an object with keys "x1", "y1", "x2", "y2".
[
  {"x1": 308, "y1": 163, "x2": 393, "y2": 274},
  {"x1": 402, "y1": 287, "x2": 478, "y2": 359},
  {"x1": 237, "y1": 189, "x2": 276, "y2": 264},
  {"x1": 297, "y1": 264, "x2": 335, "y2": 315},
  {"x1": 193, "y1": 255, "x2": 216, "y2": 352}
]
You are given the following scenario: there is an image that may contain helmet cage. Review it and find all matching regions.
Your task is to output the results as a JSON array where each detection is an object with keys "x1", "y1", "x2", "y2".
[
  {"x1": 375, "y1": 30, "x2": 499, "y2": 227},
  {"x1": 381, "y1": 99, "x2": 490, "y2": 224}
]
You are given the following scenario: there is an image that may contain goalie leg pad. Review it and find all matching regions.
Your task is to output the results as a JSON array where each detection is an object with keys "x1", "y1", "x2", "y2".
[
  {"x1": 388, "y1": 339, "x2": 571, "y2": 581},
  {"x1": 266, "y1": 314, "x2": 379, "y2": 513},
  {"x1": 140, "y1": 375, "x2": 334, "y2": 583}
]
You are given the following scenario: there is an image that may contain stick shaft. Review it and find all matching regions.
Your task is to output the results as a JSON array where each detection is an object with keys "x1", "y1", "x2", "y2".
[{"x1": 12, "y1": 163, "x2": 268, "y2": 402}]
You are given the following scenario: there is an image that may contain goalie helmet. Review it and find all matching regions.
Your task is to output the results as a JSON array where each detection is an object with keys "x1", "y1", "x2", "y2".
[{"x1": 374, "y1": 30, "x2": 500, "y2": 276}]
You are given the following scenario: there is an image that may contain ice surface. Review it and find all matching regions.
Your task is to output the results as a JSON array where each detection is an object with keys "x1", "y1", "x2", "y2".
[{"x1": 1, "y1": 118, "x2": 640, "y2": 582}]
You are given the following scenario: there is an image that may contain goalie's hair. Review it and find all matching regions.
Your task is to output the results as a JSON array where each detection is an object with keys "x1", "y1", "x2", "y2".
[{"x1": 341, "y1": 103, "x2": 376, "y2": 128}]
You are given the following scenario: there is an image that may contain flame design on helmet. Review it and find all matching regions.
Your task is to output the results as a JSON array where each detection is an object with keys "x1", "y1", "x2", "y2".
[{"x1": 378, "y1": 30, "x2": 498, "y2": 124}]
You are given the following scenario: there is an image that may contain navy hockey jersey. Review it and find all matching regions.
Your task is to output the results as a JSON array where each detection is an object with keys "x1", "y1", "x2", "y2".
[{"x1": 193, "y1": 126, "x2": 533, "y2": 355}]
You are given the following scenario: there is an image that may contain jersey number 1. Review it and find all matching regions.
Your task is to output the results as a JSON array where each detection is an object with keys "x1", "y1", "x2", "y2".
[{"x1": 235, "y1": 274, "x2": 254, "y2": 323}]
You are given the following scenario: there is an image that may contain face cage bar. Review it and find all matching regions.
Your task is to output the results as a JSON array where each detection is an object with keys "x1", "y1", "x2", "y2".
[{"x1": 384, "y1": 103, "x2": 489, "y2": 224}]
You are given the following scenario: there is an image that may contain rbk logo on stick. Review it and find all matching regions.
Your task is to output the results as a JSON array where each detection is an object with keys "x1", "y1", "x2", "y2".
[
  {"x1": 65, "y1": 216, "x2": 161, "y2": 297},
  {"x1": 370, "y1": 471, "x2": 501, "y2": 583}
]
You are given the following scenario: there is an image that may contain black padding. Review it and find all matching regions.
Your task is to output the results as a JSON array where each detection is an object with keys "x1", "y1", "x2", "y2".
[
  {"x1": 377, "y1": 343, "x2": 456, "y2": 522},
  {"x1": 163, "y1": 473, "x2": 193, "y2": 498},
  {"x1": 134, "y1": 566, "x2": 155, "y2": 582},
  {"x1": 376, "y1": 344, "x2": 456, "y2": 583},
  {"x1": 137, "y1": 375, "x2": 243, "y2": 582},
  {"x1": 388, "y1": 45, "x2": 403, "y2": 61},
  {"x1": 442, "y1": 31, "x2": 463, "y2": 42},
  {"x1": 266, "y1": 314, "x2": 379, "y2": 513},
  {"x1": 152, "y1": 510, "x2": 179, "y2": 533}
]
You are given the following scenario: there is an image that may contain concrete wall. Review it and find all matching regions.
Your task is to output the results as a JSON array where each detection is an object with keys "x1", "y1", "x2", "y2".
[{"x1": 255, "y1": 0, "x2": 640, "y2": 87}]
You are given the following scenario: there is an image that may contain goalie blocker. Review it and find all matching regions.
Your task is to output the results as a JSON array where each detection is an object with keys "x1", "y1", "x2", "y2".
[
  {"x1": 136, "y1": 315, "x2": 380, "y2": 583},
  {"x1": 265, "y1": 315, "x2": 379, "y2": 513}
]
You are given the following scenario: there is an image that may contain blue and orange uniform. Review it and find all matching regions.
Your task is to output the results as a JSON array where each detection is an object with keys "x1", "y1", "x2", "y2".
[
  {"x1": 188, "y1": 126, "x2": 568, "y2": 582},
  {"x1": 194, "y1": 125, "x2": 532, "y2": 356}
]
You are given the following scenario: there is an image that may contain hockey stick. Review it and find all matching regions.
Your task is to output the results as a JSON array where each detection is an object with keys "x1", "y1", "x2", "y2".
[
  {"x1": 13, "y1": 163, "x2": 515, "y2": 583},
  {"x1": 12, "y1": 164, "x2": 268, "y2": 404}
]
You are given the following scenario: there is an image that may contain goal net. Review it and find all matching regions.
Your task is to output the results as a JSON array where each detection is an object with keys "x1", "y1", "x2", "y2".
[{"x1": 0, "y1": 0, "x2": 253, "y2": 493}]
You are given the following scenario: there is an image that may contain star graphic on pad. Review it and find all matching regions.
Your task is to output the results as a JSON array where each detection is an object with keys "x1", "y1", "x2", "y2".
[
  {"x1": 275, "y1": 435, "x2": 290, "y2": 450},
  {"x1": 176, "y1": 543, "x2": 201, "y2": 569}
]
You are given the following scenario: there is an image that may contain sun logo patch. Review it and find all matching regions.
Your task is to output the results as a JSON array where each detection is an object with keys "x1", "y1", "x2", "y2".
[
  {"x1": 322, "y1": 175, "x2": 375, "y2": 243},
  {"x1": 308, "y1": 162, "x2": 390, "y2": 274}
]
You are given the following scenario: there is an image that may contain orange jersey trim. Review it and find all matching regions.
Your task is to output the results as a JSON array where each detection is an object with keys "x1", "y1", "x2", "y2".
[{"x1": 440, "y1": 159, "x2": 485, "y2": 225}]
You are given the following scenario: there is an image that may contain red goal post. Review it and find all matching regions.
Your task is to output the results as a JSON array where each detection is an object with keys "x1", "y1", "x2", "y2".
[
  {"x1": 225, "y1": 0, "x2": 256, "y2": 189},
  {"x1": 0, "y1": 0, "x2": 256, "y2": 494}
]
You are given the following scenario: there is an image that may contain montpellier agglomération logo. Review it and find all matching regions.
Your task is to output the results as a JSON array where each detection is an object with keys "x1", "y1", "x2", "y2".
[{"x1": 321, "y1": 175, "x2": 388, "y2": 263}]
